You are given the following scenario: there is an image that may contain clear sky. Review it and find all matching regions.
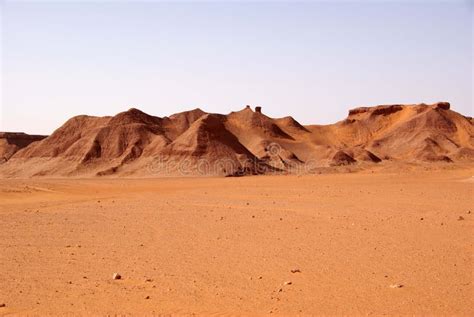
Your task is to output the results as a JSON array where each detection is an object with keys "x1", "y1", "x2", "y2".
[{"x1": 1, "y1": 0, "x2": 472, "y2": 135}]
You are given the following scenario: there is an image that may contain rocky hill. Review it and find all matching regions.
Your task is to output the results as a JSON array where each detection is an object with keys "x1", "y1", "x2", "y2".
[
  {"x1": 0, "y1": 132, "x2": 47, "y2": 164},
  {"x1": 1, "y1": 102, "x2": 472, "y2": 177}
]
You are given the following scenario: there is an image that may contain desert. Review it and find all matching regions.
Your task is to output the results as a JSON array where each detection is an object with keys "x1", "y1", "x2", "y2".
[
  {"x1": 0, "y1": 102, "x2": 473, "y2": 315},
  {"x1": 0, "y1": 170, "x2": 473, "y2": 315},
  {"x1": 3, "y1": 1, "x2": 473, "y2": 314}
]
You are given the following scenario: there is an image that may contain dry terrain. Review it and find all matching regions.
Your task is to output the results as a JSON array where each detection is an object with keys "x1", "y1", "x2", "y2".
[
  {"x1": 1, "y1": 169, "x2": 473, "y2": 315},
  {"x1": 2, "y1": 102, "x2": 473, "y2": 177}
]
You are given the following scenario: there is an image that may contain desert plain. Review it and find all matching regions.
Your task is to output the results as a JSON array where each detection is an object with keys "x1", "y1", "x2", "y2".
[
  {"x1": 0, "y1": 167, "x2": 473, "y2": 315},
  {"x1": 1, "y1": 102, "x2": 473, "y2": 315}
]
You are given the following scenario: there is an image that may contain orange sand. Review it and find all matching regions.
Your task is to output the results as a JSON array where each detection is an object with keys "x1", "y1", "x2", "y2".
[{"x1": 0, "y1": 169, "x2": 472, "y2": 315}]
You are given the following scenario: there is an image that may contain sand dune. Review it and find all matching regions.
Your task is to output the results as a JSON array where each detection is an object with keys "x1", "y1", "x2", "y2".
[{"x1": 0, "y1": 102, "x2": 472, "y2": 177}]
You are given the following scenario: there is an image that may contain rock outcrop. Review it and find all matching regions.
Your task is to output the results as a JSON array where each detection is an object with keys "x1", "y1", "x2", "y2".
[
  {"x1": 0, "y1": 132, "x2": 47, "y2": 163},
  {"x1": 0, "y1": 102, "x2": 472, "y2": 177}
]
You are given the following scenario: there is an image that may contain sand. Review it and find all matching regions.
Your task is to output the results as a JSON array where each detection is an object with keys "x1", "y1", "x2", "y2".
[{"x1": 0, "y1": 169, "x2": 472, "y2": 315}]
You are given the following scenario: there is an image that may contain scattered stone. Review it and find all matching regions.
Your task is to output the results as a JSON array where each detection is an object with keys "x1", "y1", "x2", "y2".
[
  {"x1": 467, "y1": 210, "x2": 471, "y2": 214},
  {"x1": 283, "y1": 281, "x2": 292, "y2": 285},
  {"x1": 290, "y1": 269, "x2": 301, "y2": 273},
  {"x1": 420, "y1": 217, "x2": 424, "y2": 221},
  {"x1": 145, "y1": 296, "x2": 150, "y2": 299},
  {"x1": 112, "y1": 273, "x2": 122, "y2": 280},
  {"x1": 458, "y1": 216, "x2": 465, "y2": 221},
  {"x1": 145, "y1": 278, "x2": 153, "y2": 282},
  {"x1": 389, "y1": 284, "x2": 403, "y2": 288},
  {"x1": 0, "y1": 303, "x2": 5, "y2": 308}
]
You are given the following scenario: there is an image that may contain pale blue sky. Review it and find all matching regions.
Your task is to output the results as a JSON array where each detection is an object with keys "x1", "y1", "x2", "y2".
[{"x1": 1, "y1": 0, "x2": 473, "y2": 134}]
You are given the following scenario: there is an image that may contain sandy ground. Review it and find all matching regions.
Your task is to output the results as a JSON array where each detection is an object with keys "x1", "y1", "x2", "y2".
[{"x1": 0, "y1": 170, "x2": 473, "y2": 316}]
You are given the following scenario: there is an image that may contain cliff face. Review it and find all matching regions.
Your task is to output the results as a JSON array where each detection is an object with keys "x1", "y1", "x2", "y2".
[
  {"x1": 1, "y1": 102, "x2": 473, "y2": 177},
  {"x1": 0, "y1": 132, "x2": 47, "y2": 163}
]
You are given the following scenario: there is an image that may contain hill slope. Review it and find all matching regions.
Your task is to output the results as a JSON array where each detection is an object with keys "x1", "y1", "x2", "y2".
[
  {"x1": 0, "y1": 132, "x2": 47, "y2": 163},
  {"x1": 1, "y1": 102, "x2": 472, "y2": 177}
]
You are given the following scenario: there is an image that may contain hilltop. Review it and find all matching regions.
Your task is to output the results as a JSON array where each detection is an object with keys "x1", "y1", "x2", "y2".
[{"x1": 1, "y1": 102, "x2": 472, "y2": 177}]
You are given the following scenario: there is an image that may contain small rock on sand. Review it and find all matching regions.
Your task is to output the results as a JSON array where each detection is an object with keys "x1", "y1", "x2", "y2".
[
  {"x1": 0, "y1": 303, "x2": 5, "y2": 308},
  {"x1": 283, "y1": 281, "x2": 292, "y2": 285},
  {"x1": 112, "y1": 273, "x2": 121, "y2": 280},
  {"x1": 389, "y1": 284, "x2": 403, "y2": 288},
  {"x1": 458, "y1": 216, "x2": 465, "y2": 221},
  {"x1": 291, "y1": 269, "x2": 301, "y2": 273}
]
